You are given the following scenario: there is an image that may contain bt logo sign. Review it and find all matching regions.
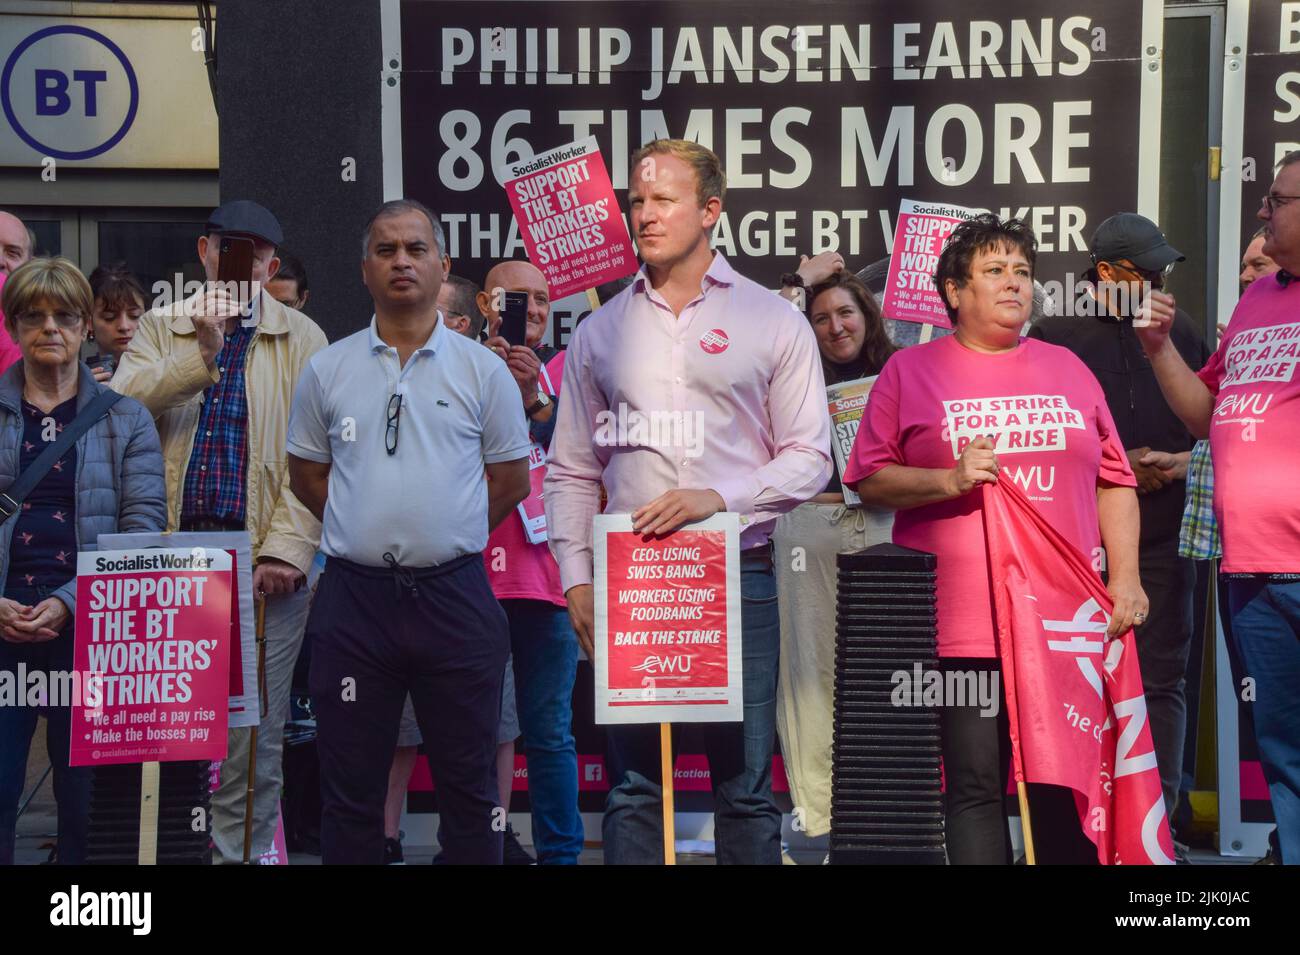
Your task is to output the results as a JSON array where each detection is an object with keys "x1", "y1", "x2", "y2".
[
  {"x1": 36, "y1": 67, "x2": 109, "y2": 116},
  {"x1": 1, "y1": 25, "x2": 139, "y2": 160}
]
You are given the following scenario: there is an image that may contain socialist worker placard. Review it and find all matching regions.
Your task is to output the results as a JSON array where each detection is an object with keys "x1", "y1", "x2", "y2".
[
  {"x1": 499, "y1": 136, "x2": 638, "y2": 300},
  {"x1": 70, "y1": 548, "x2": 233, "y2": 766}
]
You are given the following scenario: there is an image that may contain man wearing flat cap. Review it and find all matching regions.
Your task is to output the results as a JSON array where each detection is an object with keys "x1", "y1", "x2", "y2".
[
  {"x1": 114, "y1": 200, "x2": 328, "y2": 862},
  {"x1": 1029, "y1": 213, "x2": 1210, "y2": 843}
]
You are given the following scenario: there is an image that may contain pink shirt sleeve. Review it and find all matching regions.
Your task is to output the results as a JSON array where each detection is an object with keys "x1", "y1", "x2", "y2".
[
  {"x1": 1196, "y1": 345, "x2": 1225, "y2": 398},
  {"x1": 843, "y1": 356, "x2": 903, "y2": 485},
  {"x1": 543, "y1": 322, "x2": 606, "y2": 592},
  {"x1": 0, "y1": 280, "x2": 18, "y2": 374},
  {"x1": 1094, "y1": 389, "x2": 1137, "y2": 488}
]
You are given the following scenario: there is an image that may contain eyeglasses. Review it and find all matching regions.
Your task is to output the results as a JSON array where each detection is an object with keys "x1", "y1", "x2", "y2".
[
  {"x1": 1261, "y1": 194, "x2": 1300, "y2": 215},
  {"x1": 1110, "y1": 260, "x2": 1174, "y2": 290},
  {"x1": 15, "y1": 310, "x2": 83, "y2": 330},
  {"x1": 386, "y1": 392, "x2": 402, "y2": 456}
]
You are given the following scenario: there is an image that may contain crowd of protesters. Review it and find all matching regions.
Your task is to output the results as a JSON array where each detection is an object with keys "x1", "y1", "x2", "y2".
[{"x1": 0, "y1": 140, "x2": 1297, "y2": 866}]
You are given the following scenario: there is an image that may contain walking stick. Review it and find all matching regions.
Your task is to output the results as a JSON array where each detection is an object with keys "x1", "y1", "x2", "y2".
[
  {"x1": 660, "y1": 722, "x2": 675, "y2": 865},
  {"x1": 242, "y1": 594, "x2": 268, "y2": 863}
]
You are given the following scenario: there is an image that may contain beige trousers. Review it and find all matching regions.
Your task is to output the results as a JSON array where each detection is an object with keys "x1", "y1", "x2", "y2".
[{"x1": 773, "y1": 501, "x2": 894, "y2": 837}]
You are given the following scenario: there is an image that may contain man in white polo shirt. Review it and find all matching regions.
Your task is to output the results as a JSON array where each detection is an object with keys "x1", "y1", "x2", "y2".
[{"x1": 287, "y1": 199, "x2": 531, "y2": 864}]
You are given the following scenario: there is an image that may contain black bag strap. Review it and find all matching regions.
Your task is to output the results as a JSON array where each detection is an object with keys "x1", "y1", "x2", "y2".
[{"x1": 0, "y1": 389, "x2": 123, "y2": 523}]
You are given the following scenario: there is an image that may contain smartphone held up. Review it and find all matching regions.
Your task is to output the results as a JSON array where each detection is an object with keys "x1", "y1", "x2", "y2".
[
  {"x1": 216, "y1": 235, "x2": 259, "y2": 324},
  {"x1": 497, "y1": 290, "x2": 529, "y2": 346}
]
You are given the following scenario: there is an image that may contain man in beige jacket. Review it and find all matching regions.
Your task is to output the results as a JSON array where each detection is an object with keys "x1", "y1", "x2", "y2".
[{"x1": 113, "y1": 200, "x2": 327, "y2": 862}]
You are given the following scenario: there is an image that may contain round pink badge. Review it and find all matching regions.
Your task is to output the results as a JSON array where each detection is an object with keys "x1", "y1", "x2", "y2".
[{"x1": 699, "y1": 328, "x2": 730, "y2": 354}]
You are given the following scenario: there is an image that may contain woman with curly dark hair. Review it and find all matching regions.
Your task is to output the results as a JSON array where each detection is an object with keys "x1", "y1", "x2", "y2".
[{"x1": 772, "y1": 256, "x2": 897, "y2": 842}]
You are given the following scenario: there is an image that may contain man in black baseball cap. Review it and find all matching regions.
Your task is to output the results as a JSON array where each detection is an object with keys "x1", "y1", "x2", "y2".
[
  {"x1": 1090, "y1": 212, "x2": 1186, "y2": 286},
  {"x1": 1029, "y1": 213, "x2": 1209, "y2": 847},
  {"x1": 112, "y1": 200, "x2": 328, "y2": 862}
]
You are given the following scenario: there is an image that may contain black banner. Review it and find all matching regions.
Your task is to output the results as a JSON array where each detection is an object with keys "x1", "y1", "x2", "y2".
[
  {"x1": 1241, "y1": 0, "x2": 1300, "y2": 246},
  {"x1": 401, "y1": 0, "x2": 1147, "y2": 330}
]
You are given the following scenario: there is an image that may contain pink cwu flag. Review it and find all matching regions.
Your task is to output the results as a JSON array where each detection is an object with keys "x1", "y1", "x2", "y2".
[{"x1": 982, "y1": 479, "x2": 1174, "y2": 865}]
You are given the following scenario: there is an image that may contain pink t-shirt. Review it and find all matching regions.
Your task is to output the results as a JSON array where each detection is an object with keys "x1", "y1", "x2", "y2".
[
  {"x1": 485, "y1": 349, "x2": 567, "y2": 607},
  {"x1": 843, "y1": 334, "x2": 1135, "y2": 658},
  {"x1": 0, "y1": 272, "x2": 19, "y2": 375},
  {"x1": 1196, "y1": 275, "x2": 1300, "y2": 573}
]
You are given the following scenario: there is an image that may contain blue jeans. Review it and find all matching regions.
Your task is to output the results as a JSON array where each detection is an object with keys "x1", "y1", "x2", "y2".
[
  {"x1": 1227, "y1": 578, "x2": 1300, "y2": 864},
  {"x1": 0, "y1": 622, "x2": 91, "y2": 865},
  {"x1": 504, "y1": 598, "x2": 583, "y2": 864},
  {"x1": 602, "y1": 557, "x2": 782, "y2": 865}
]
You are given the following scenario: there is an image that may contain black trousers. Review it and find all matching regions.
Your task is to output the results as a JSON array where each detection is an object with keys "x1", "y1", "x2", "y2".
[
  {"x1": 1133, "y1": 539, "x2": 1196, "y2": 818},
  {"x1": 308, "y1": 553, "x2": 510, "y2": 864},
  {"x1": 939, "y1": 659, "x2": 1099, "y2": 865}
]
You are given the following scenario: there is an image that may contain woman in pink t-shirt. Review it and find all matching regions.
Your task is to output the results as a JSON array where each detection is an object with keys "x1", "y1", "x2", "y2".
[{"x1": 843, "y1": 214, "x2": 1146, "y2": 864}]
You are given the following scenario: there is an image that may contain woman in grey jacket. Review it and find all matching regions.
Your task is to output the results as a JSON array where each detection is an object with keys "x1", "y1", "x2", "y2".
[{"x1": 0, "y1": 257, "x2": 165, "y2": 865}]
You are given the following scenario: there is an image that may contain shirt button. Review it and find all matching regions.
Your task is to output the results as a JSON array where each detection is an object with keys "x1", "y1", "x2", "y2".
[
  {"x1": 219, "y1": 367, "x2": 225, "y2": 373},
  {"x1": 681, "y1": 459, "x2": 690, "y2": 467},
  {"x1": 200, "y1": 465, "x2": 207, "y2": 471},
  {"x1": 675, "y1": 377, "x2": 682, "y2": 383},
  {"x1": 206, "y1": 431, "x2": 212, "y2": 437}
]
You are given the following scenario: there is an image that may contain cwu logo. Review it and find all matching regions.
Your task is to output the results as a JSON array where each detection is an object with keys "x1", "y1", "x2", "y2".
[
  {"x1": 2, "y1": 25, "x2": 139, "y2": 160},
  {"x1": 629, "y1": 654, "x2": 693, "y2": 674}
]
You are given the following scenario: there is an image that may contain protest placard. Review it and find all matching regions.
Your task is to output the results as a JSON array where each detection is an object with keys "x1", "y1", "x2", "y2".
[
  {"x1": 592, "y1": 514, "x2": 741, "y2": 724},
  {"x1": 70, "y1": 547, "x2": 233, "y2": 767},
  {"x1": 101, "y1": 531, "x2": 258, "y2": 729},
  {"x1": 500, "y1": 136, "x2": 638, "y2": 300},
  {"x1": 880, "y1": 199, "x2": 985, "y2": 327},
  {"x1": 827, "y1": 376, "x2": 878, "y2": 507},
  {"x1": 517, "y1": 440, "x2": 549, "y2": 544}
]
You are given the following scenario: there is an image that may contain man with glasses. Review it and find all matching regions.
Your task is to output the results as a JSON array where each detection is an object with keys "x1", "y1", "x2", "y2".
[
  {"x1": 1139, "y1": 151, "x2": 1300, "y2": 864},
  {"x1": 1029, "y1": 213, "x2": 1210, "y2": 844},
  {"x1": 287, "y1": 199, "x2": 531, "y2": 864},
  {"x1": 437, "y1": 273, "x2": 484, "y2": 339}
]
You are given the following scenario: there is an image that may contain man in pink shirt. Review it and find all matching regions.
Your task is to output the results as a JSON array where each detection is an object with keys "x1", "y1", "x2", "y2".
[
  {"x1": 544, "y1": 139, "x2": 831, "y2": 864},
  {"x1": 479, "y1": 258, "x2": 583, "y2": 864},
  {"x1": 1139, "y1": 150, "x2": 1300, "y2": 864}
]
